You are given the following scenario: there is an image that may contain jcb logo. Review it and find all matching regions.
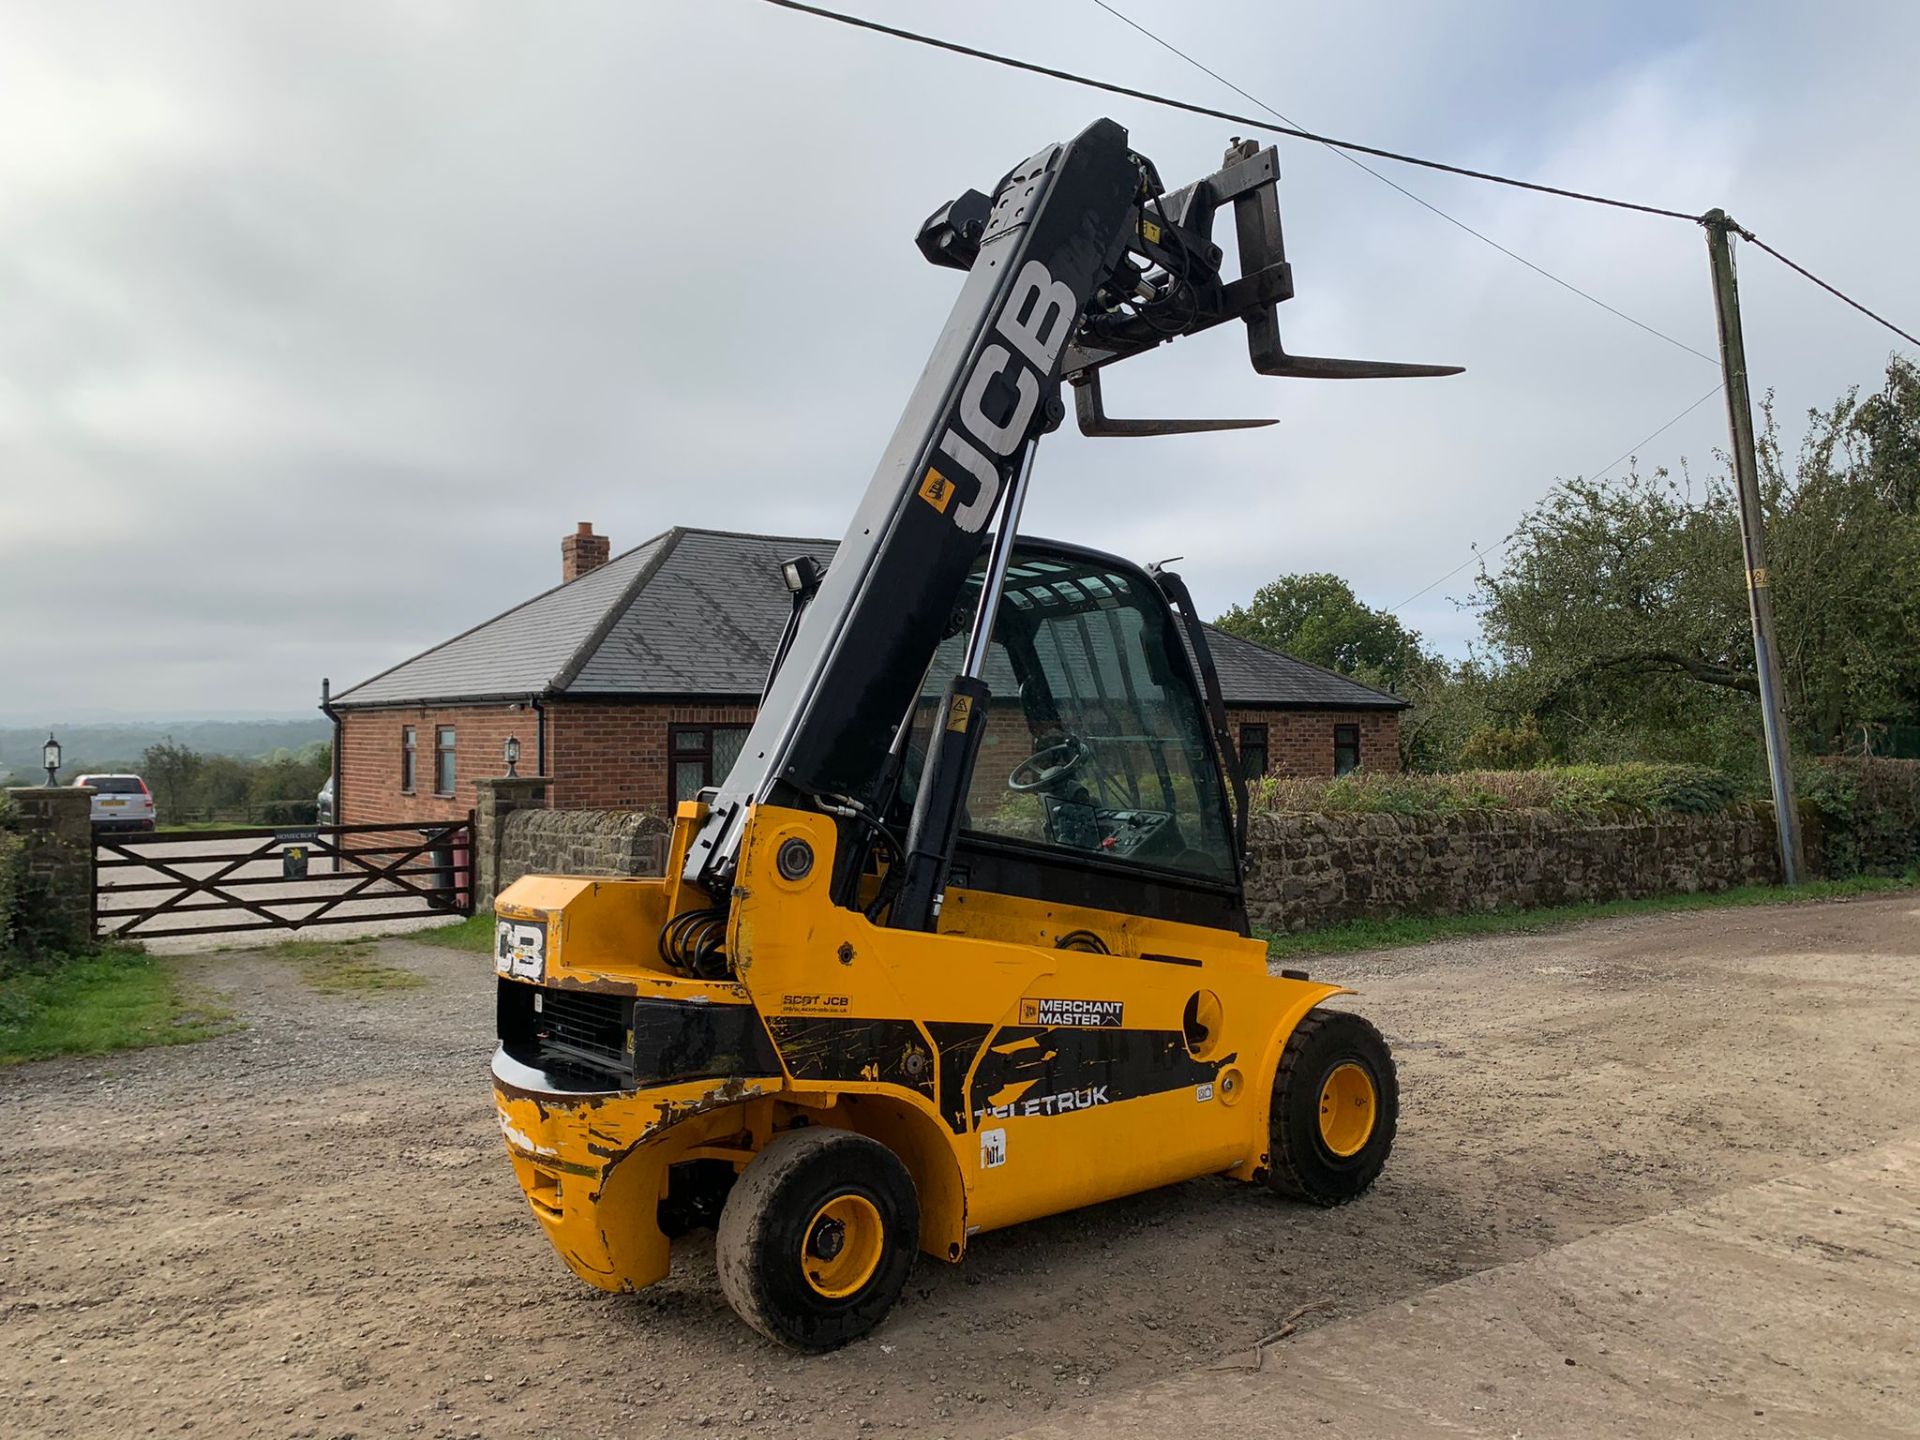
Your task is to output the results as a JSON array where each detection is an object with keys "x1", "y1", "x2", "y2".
[
  {"x1": 924, "y1": 259, "x2": 1079, "y2": 533},
  {"x1": 495, "y1": 919, "x2": 546, "y2": 981}
]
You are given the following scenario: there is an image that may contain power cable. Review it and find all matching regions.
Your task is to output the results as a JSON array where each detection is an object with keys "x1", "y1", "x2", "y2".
[
  {"x1": 745, "y1": 0, "x2": 1702, "y2": 222},
  {"x1": 1388, "y1": 381, "x2": 1726, "y2": 613},
  {"x1": 1087, "y1": 0, "x2": 1719, "y2": 368},
  {"x1": 1741, "y1": 233, "x2": 1920, "y2": 349},
  {"x1": 743, "y1": 0, "x2": 1917, "y2": 606},
  {"x1": 747, "y1": 0, "x2": 1919, "y2": 353}
]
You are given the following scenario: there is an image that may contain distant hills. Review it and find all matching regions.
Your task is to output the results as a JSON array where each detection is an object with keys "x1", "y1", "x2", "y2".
[{"x1": 0, "y1": 719, "x2": 330, "y2": 783}]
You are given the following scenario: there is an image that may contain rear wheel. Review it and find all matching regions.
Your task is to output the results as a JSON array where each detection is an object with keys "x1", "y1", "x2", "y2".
[
  {"x1": 1266, "y1": 1008, "x2": 1397, "y2": 1206},
  {"x1": 715, "y1": 1128, "x2": 918, "y2": 1351}
]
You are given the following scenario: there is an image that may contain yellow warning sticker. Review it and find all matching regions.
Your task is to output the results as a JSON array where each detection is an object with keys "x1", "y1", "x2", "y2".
[
  {"x1": 919, "y1": 467, "x2": 955, "y2": 514},
  {"x1": 946, "y1": 693, "x2": 974, "y2": 733},
  {"x1": 1141, "y1": 218, "x2": 1163, "y2": 245}
]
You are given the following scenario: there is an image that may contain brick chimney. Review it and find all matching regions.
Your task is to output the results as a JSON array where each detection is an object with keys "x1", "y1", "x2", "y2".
[{"x1": 561, "y1": 522, "x2": 610, "y2": 583}]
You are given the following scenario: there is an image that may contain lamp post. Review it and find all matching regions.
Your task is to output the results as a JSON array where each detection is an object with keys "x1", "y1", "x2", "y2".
[
  {"x1": 42, "y1": 733, "x2": 61, "y2": 786},
  {"x1": 504, "y1": 736, "x2": 521, "y2": 778}
]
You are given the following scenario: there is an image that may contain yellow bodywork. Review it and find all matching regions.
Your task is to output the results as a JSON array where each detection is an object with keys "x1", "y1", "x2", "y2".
[{"x1": 493, "y1": 803, "x2": 1338, "y2": 1293}]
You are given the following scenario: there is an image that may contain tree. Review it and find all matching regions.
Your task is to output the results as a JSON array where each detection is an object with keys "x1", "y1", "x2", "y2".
[
  {"x1": 1472, "y1": 357, "x2": 1920, "y2": 768},
  {"x1": 1215, "y1": 572, "x2": 1434, "y2": 693},
  {"x1": 140, "y1": 739, "x2": 205, "y2": 818}
]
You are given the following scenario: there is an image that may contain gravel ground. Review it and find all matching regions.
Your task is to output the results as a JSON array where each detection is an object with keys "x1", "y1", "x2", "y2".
[{"x1": 3, "y1": 894, "x2": 1917, "y2": 1439}]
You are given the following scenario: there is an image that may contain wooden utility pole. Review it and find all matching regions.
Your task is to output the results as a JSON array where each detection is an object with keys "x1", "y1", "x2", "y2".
[{"x1": 1703, "y1": 209, "x2": 1804, "y2": 885}]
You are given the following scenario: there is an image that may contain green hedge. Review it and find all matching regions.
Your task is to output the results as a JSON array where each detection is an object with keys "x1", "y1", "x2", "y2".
[
  {"x1": 1800, "y1": 757, "x2": 1920, "y2": 877},
  {"x1": 1253, "y1": 763, "x2": 1750, "y2": 819}
]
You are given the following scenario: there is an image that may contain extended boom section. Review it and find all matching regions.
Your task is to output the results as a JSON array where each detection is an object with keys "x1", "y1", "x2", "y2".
[{"x1": 684, "y1": 120, "x2": 1457, "y2": 897}]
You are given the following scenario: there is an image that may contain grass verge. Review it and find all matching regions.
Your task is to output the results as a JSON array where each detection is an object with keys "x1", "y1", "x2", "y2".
[
  {"x1": 264, "y1": 937, "x2": 427, "y2": 993},
  {"x1": 1261, "y1": 872, "x2": 1920, "y2": 961},
  {"x1": 411, "y1": 913, "x2": 494, "y2": 955},
  {"x1": 0, "y1": 946, "x2": 236, "y2": 1066}
]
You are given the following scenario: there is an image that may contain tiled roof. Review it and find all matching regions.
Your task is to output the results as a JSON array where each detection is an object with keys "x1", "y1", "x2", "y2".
[
  {"x1": 1196, "y1": 624, "x2": 1405, "y2": 710},
  {"x1": 333, "y1": 527, "x2": 1404, "y2": 712}
]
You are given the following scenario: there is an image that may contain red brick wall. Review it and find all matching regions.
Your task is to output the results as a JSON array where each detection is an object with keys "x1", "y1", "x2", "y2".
[
  {"x1": 340, "y1": 697, "x2": 1402, "y2": 823},
  {"x1": 338, "y1": 704, "x2": 532, "y2": 825},
  {"x1": 1227, "y1": 707, "x2": 1402, "y2": 778},
  {"x1": 546, "y1": 699, "x2": 759, "y2": 811}
]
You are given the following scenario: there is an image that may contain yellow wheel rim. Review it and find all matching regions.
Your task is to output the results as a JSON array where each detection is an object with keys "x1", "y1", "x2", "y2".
[
  {"x1": 1317, "y1": 1062, "x2": 1377, "y2": 1158},
  {"x1": 801, "y1": 1194, "x2": 885, "y2": 1299}
]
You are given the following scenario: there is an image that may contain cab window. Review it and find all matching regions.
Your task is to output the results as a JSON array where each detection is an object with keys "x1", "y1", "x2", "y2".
[{"x1": 909, "y1": 548, "x2": 1234, "y2": 881}]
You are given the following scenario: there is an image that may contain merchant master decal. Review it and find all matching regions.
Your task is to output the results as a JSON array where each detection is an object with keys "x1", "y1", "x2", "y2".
[{"x1": 1019, "y1": 997, "x2": 1124, "y2": 1028}]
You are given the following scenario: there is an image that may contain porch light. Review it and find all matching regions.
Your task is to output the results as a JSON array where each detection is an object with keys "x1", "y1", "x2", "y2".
[
  {"x1": 43, "y1": 733, "x2": 61, "y2": 785},
  {"x1": 504, "y1": 736, "x2": 521, "y2": 778}
]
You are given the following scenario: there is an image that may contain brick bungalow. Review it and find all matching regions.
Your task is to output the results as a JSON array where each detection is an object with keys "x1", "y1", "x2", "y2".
[{"x1": 327, "y1": 524, "x2": 1405, "y2": 825}]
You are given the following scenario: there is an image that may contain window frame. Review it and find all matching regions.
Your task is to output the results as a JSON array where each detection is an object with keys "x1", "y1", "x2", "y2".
[
  {"x1": 433, "y1": 725, "x2": 456, "y2": 797},
  {"x1": 1333, "y1": 722, "x2": 1361, "y2": 777},
  {"x1": 666, "y1": 723, "x2": 751, "y2": 810},
  {"x1": 1238, "y1": 722, "x2": 1269, "y2": 782},
  {"x1": 400, "y1": 726, "x2": 417, "y2": 794}
]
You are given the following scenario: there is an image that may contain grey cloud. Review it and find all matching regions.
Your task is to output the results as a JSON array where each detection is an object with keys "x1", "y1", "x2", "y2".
[{"x1": 2, "y1": 0, "x2": 1916, "y2": 716}]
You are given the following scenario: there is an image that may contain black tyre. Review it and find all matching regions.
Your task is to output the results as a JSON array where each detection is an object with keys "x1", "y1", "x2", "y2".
[
  {"x1": 715, "y1": 1127, "x2": 919, "y2": 1351},
  {"x1": 1266, "y1": 1007, "x2": 1398, "y2": 1206}
]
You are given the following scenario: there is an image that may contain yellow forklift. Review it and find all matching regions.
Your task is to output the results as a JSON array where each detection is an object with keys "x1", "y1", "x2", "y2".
[{"x1": 491, "y1": 119, "x2": 1458, "y2": 1349}]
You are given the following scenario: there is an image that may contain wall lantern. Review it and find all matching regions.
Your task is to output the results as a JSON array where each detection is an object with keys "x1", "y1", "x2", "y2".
[{"x1": 504, "y1": 736, "x2": 521, "y2": 778}]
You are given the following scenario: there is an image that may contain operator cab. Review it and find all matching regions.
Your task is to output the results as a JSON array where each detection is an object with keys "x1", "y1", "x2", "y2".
[{"x1": 894, "y1": 538, "x2": 1244, "y2": 932}]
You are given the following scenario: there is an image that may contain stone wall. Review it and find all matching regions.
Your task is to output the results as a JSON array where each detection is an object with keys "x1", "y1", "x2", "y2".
[
  {"x1": 4, "y1": 787, "x2": 95, "y2": 950},
  {"x1": 479, "y1": 798, "x2": 1799, "y2": 933},
  {"x1": 1244, "y1": 805, "x2": 1787, "y2": 934},
  {"x1": 496, "y1": 806, "x2": 669, "y2": 894}
]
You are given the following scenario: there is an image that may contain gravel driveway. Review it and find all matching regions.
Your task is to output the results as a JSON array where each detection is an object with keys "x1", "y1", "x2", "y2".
[{"x1": 3, "y1": 894, "x2": 1917, "y2": 1438}]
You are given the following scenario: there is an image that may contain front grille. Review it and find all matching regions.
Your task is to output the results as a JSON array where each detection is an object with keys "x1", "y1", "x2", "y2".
[
  {"x1": 499, "y1": 982, "x2": 631, "y2": 1081},
  {"x1": 537, "y1": 988, "x2": 630, "y2": 1074}
]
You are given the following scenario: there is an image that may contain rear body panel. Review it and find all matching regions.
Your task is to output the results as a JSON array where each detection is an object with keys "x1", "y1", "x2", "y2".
[{"x1": 492, "y1": 804, "x2": 1335, "y2": 1292}]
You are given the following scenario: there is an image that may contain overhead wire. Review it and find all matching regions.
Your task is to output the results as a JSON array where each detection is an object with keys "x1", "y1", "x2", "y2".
[
  {"x1": 1086, "y1": 0, "x2": 1719, "y2": 368},
  {"x1": 746, "y1": 0, "x2": 1919, "y2": 352},
  {"x1": 746, "y1": 0, "x2": 1701, "y2": 221},
  {"x1": 741, "y1": 0, "x2": 1919, "y2": 609},
  {"x1": 1740, "y1": 232, "x2": 1920, "y2": 349}
]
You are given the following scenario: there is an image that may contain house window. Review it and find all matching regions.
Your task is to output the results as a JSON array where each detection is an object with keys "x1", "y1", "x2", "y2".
[
  {"x1": 1333, "y1": 723, "x2": 1361, "y2": 777},
  {"x1": 1238, "y1": 723, "x2": 1269, "y2": 781},
  {"x1": 400, "y1": 727, "x2": 416, "y2": 792},
  {"x1": 434, "y1": 726, "x2": 456, "y2": 795},
  {"x1": 668, "y1": 724, "x2": 751, "y2": 806}
]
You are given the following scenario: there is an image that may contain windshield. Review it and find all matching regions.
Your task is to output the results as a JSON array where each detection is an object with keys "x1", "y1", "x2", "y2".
[{"x1": 906, "y1": 546, "x2": 1234, "y2": 881}]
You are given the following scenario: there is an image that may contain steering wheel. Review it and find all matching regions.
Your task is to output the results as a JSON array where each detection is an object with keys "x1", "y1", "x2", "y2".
[{"x1": 1008, "y1": 736, "x2": 1091, "y2": 794}]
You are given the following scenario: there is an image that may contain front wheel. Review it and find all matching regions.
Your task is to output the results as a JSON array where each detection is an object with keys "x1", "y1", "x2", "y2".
[
  {"x1": 1266, "y1": 1008, "x2": 1398, "y2": 1206},
  {"x1": 715, "y1": 1127, "x2": 919, "y2": 1351}
]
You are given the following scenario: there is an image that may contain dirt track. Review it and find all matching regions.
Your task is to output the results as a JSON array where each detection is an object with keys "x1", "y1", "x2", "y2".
[{"x1": 4, "y1": 895, "x2": 1918, "y2": 1439}]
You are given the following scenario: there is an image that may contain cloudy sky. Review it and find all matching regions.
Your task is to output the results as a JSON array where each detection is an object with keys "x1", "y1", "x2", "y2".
[{"x1": 3, "y1": 0, "x2": 1916, "y2": 721}]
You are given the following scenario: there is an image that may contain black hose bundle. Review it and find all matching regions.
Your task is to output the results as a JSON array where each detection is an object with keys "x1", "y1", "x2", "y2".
[{"x1": 659, "y1": 907, "x2": 730, "y2": 979}]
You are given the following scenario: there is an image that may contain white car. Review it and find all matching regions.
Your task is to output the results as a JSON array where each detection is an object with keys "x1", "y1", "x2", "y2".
[{"x1": 76, "y1": 774, "x2": 156, "y2": 831}]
